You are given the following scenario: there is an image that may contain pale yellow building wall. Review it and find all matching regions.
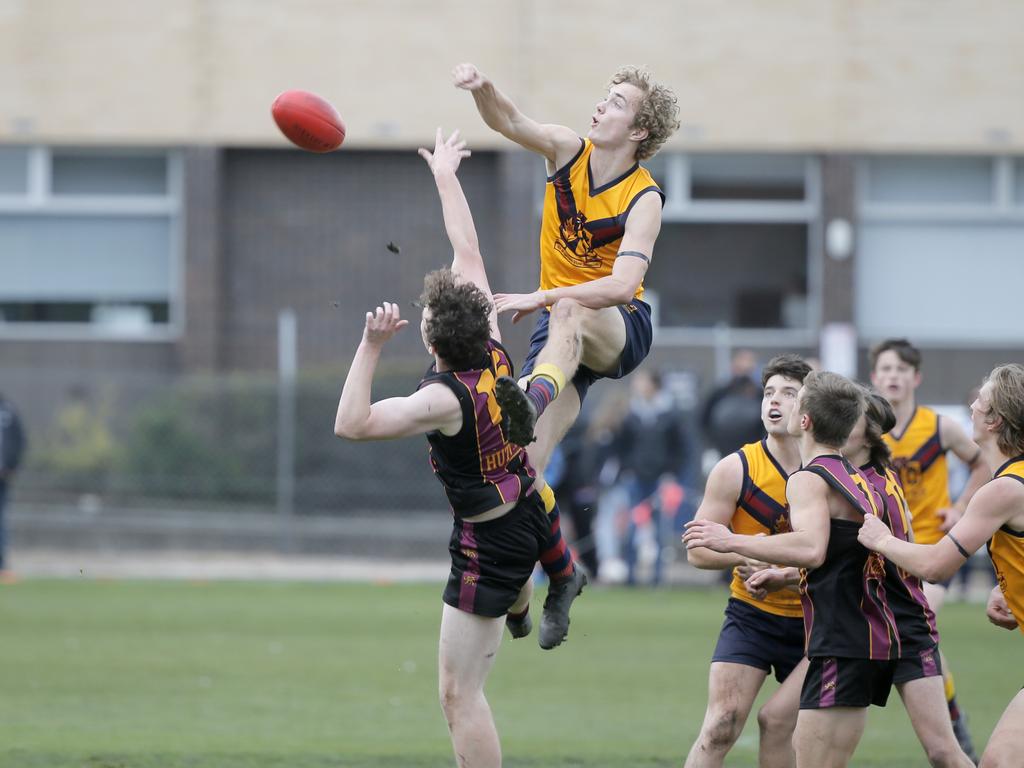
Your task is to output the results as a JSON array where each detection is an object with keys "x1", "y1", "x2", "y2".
[{"x1": 0, "y1": 0, "x2": 1021, "y2": 151}]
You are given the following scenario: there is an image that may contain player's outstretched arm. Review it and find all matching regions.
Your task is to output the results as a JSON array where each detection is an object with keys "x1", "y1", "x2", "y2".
[
  {"x1": 859, "y1": 476, "x2": 1015, "y2": 582},
  {"x1": 686, "y1": 453, "x2": 747, "y2": 570},
  {"x1": 452, "y1": 62, "x2": 580, "y2": 168},
  {"x1": 418, "y1": 128, "x2": 499, "y2": 340},
  {"x1": 335, "y1": 302, "x2": 461, "y2": 441}
]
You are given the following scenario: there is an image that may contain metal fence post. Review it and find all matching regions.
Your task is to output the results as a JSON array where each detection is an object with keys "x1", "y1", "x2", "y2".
[{"x1": 277, "y1": 308, "x2": 297, "y2": 552}]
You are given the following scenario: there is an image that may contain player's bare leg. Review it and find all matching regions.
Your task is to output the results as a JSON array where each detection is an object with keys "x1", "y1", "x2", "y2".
[
  {"x1": 923, "y1": 581, "x2": 979, "y2": 762},
  {"x1": 756, "y1": 657, "x2": 808, "y2": 768},
  {"x1": 897, "y1": 676, "x2": 975, "y2": 767},
  {"x1": 438, "y1": 604, "x2": 506, "y2": 767},
  {"x1": 980, "y1": 688, "x2": 1024, "y2": 768},
  {"x1": 497, "y1": 299, "x2": 625, "y2": 449},
  {"x1": 793, "y1": 708, "x2": 866, "y2": 768},
  {"x1": 685, "y1": 662, "x2": 768, "y2": 768},
  {"x1": 505, "y1": 578, "x2": 534, "y2": 639}
]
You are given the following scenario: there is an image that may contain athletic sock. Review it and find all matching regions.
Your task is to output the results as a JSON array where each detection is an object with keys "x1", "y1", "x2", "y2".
[
  {"x1": 525, "y1": 363, "x2": 566, "y2": 419},
  {"x1": 945, "y1": 671, "x2": 961, "y2": 720},
  {"x1": 507, "y1": 606, "x2": 529, "y2": 621},
  {"x1": 536, "y1": 484, "x2": 575, "y2": 581}
]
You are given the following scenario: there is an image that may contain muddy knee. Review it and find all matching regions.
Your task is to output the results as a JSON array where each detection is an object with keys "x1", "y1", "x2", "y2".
[{"x1": 702, "y1": 708, "x2": 743, "y2": 751}]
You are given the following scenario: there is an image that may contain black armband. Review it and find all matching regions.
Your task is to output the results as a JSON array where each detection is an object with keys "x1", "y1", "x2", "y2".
[
  {"x1": 946, "y1": 532, "x2": 970, "y2": 559},
  {"x1": 616, "y1": 250, "x2": 649, "y2": 263}
]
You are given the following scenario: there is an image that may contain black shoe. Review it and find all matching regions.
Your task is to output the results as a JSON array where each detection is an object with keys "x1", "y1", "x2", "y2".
[
  {"x1": 506, "y1": 611, "x2": 532, "y2": 639},
  {"x1": 951, "y1": 712, "x2": 979, "y2": 765},
  {"x1": 539, "y1": 567, "x2": 588, "y2": 649},
  {"x1": 495, "y1": 376, "x2": 538, "y2": 447}
]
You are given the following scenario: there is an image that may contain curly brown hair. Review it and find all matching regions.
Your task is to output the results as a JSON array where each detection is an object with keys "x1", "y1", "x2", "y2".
[
  {"x1": 609, "y1": 66, "x2": 680, "y2": 161},
  {"x1": 419, "y1": 268, "x2": 492, "y2": 370}
]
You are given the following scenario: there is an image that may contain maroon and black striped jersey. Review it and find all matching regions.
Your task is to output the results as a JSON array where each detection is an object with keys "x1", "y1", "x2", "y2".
[
  {"x1": 862, "y1": 462, "x2": 940, "y2": 655},
  {"x1": 798, "y1": 455, "x2": 900, "y2": 660},
  {"x1": 418, "y1": 339, "x2": 536, "y2": 518}
]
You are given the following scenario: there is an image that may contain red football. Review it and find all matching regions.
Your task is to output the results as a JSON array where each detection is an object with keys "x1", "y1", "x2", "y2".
[{"x1": 271, "y1": 90, "x2": 346, "y2": 153}]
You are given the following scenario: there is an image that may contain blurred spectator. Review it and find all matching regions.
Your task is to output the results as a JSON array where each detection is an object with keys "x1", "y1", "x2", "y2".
[
  {"x1": 583, "y1": 388, "x2": 632, "y2": 582},
  {"x1": 700, "y1": 349, "x2": 763, "y2": 457},
  {"x1": 0, "y1": 392, "x2": 26, "y2": 576},
  {"x1": 547, "y1": 417, "x2": 601, "y2": 579},
  {"x1": 617, "y1": 369, "x2": 692, "y2": 586}
]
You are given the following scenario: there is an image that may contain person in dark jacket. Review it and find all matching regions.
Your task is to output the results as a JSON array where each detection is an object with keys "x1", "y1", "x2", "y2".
[{"x1": 0, "y1": 392, "x2": 26, "y2": 574}]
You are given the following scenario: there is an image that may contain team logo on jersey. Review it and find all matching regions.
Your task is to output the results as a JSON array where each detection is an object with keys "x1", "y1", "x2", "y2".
[
  {"x1": 865, "y1": 552, "x2": 886, "y2": 581},
  {"x1": 773, "y1": 514, "x2": 792, "y2": 534},
  {"x1": 555, "y1": 211, "x2": 602, "y2": 269},
  {"x1": 893, "y1": 457, "x2": 923, "y2": 491}
]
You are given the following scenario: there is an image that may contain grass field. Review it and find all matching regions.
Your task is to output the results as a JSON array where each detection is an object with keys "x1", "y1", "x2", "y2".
[{"x1": 1, "y1": 578, "x2": 1017, "y2": 767}]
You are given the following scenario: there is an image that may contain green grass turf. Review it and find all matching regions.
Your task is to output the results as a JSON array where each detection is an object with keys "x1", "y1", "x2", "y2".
[{"x1": 0, "y1": 578, "x2": 1018, "y2": 767}]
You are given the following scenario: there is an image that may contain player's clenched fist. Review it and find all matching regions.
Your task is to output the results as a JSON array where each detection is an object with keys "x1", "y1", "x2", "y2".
[{"x1": 452, "y1": 63, "x2": 487, "y2": 91}]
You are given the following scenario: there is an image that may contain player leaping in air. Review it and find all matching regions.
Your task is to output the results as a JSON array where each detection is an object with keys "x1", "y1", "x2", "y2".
[
  {"x1": 336, "y1": 129, "x2": 563, "y2": 766},
  {"x1": 454, "y1": 62, "x2": 680, "y2": 644}
]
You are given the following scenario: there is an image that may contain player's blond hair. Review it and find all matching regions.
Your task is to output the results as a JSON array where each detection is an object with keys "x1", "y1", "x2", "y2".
[
  {"x1": 609, "y1": 66, "x2": 680, "y2": 161},
  {"x1": 986, "y1": 364, "x2": 1024, "y2": 457}
]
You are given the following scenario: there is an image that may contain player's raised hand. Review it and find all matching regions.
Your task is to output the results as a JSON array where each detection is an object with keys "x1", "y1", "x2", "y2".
[
  {"x1": 418, "y1": 127, "x2": 471, "y2": 176},
  {"x1": 682, "y1": 519, "x2": 735, "y2": 553},
  {"x1": 362, "y1": 301, "x2": 409, "y2": 346},
  {"x1": 452, "y1": 63, "x2": 487, "y2": 91},
  {"x1": 493, "y1": 291, "x2": 546, "y2": 323},
  {"x1": 986, "y1": 586, "x2": 1018, "y2": 630},
  {"x1": 857, "y1": 512, "x2": 890, "y2": 551}
]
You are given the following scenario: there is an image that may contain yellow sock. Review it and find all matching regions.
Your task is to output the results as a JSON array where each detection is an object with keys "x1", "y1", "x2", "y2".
[
  {"x1": 537, "y1": 482, "x2": 557, "y2": 515},
  {"x1": 530, "y1": 363, "x2": 566, "y2": 397},
  {"x1": 944, "y1": 669, "x2": 956, "y2": 703}
]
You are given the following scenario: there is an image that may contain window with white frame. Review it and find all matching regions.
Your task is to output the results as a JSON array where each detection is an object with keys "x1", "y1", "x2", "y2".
[
  {"x1": 855, "y1": 155, "x2": 1024, "y2": 345},
  {"x1": 643, "y1": 153, "x2": 819, "y2": 336},
  {"x1": 0, "y1": 147, "x2": 181, "y2": 338}
]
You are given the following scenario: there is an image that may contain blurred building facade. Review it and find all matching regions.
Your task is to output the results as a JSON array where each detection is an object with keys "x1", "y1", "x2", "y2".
[{"x1": 1, "y1": 1, "x2": 1022, "y2": 514}]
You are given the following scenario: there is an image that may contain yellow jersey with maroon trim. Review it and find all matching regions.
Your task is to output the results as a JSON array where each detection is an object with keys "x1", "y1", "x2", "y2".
[
  {"x1": 883, "y1": 405, "x2": 951, "y2": 545},
  {"x1": 729, "y1": 439, "x2": 804, "y2": 618},
  {"x1": 988, "y1": 455, "x2": 1024, "y2": 636},
  {"x1": 539, "y1": 138, "x2": 664, "y2": 301}
]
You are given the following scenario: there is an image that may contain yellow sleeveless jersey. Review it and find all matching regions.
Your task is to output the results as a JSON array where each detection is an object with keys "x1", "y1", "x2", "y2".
[
  {"x1": 883, "y1": 406, "x2": 951, "y2": 545},
  {"x1": 539, "y1": 138, "x2": 664, "y2": 301},
  {"x1": 730, "y1": 440, "x2": 804, "y2": 618},
  {"x1": 988, "y1": 456, "x2": 1024, "y2": 636}
]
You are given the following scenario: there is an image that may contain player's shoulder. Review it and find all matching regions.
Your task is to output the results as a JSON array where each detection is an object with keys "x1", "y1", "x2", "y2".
[
  {"x1": 787, "y1": 466, "x2": 830, "y2": 495},
  {"x1": 707, "y1": 451, "x2": 745, "y2": 492}
]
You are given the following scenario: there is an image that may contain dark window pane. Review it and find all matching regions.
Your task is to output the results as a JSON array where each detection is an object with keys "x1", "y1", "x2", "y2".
[
  {"x1": 0, "y1": 301, "x2": 169, "y2": 325},
  {"x1": 691, "y1": 154, "x2": 805, "y2": 201},
  {"x1": 647, "y1": 223, "x2": 808, "y2": 328}
]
